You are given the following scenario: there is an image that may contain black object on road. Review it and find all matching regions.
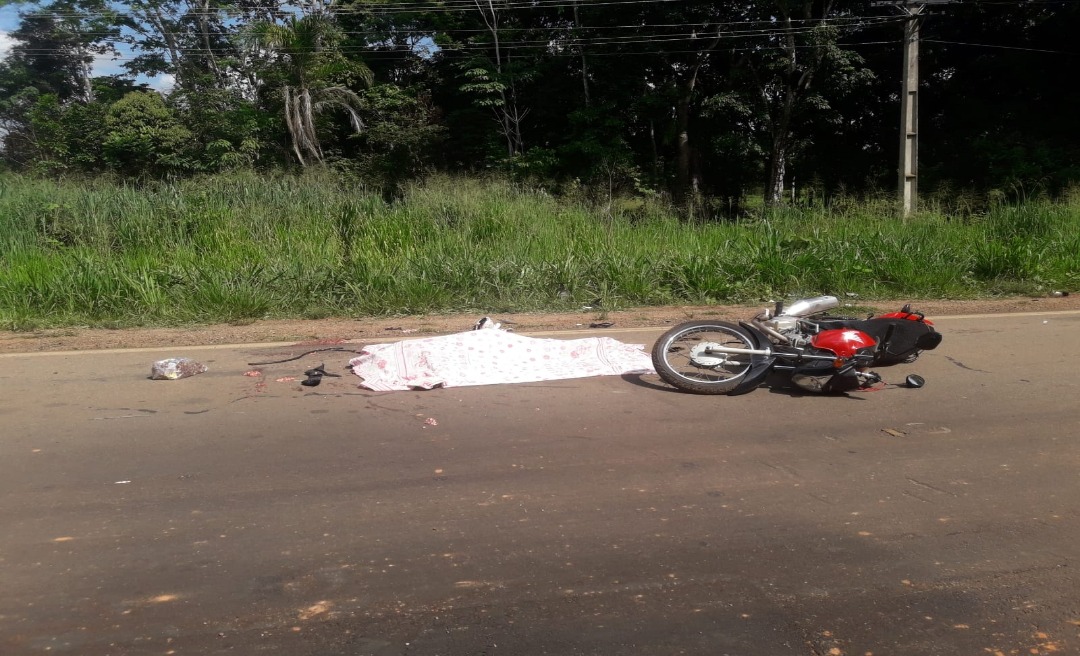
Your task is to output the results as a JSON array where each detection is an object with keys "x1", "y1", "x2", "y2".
[{"x1": 301, "y1": 363, "x2": 341, "y2": 387}]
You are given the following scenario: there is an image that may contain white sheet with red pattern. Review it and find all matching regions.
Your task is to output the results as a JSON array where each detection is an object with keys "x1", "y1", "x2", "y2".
[{"x1": 349, "y1": 329, "x2": 655, "y2": 391}]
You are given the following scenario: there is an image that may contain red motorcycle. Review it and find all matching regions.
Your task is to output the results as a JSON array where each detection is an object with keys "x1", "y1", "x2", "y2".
[{"x1": 651, "y1": 296, "x2": 942, "y2": 395}]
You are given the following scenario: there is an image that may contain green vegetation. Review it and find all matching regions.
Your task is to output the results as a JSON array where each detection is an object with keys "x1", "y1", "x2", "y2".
[
  {"x1": 2, "y1": 173, "x2": 1077, "y2": 330},
  {"x1": 3, "y1": 1, "x2": 1079, "y2": 206}
]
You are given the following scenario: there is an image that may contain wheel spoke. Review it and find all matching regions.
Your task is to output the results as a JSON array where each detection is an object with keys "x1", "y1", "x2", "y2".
[{"x1": 664, "y1": 328, "x2": 752, "y2": 383}]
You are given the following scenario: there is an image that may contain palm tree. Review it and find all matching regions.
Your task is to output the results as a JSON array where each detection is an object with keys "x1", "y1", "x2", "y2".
[{"x1": 245, "y1": 13, "x2": 373, "y2": 166}]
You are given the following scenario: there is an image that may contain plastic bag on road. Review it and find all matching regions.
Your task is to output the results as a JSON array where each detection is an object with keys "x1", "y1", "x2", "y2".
[{"x1": 150, "y1": 357, "x2": 208, "y2": 380}]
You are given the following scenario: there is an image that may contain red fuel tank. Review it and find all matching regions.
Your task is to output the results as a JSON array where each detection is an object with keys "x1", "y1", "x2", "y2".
[{"x1": 811, "y1": 328, "x2": 876, "y2": 358}]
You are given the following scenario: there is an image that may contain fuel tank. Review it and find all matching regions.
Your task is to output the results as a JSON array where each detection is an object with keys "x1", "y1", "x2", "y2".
[{"x1": 811, "y1": 328, "x2": 876, "y2": 358}]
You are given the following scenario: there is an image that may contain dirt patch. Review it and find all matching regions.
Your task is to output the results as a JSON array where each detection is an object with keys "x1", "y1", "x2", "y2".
[{"x1": 2, "y1": 295, "x2": 1077, "y2": 354}]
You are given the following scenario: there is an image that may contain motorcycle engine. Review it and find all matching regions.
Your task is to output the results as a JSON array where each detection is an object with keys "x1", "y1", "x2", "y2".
[
  {"x1": 759, "y1": 315, "x2": 815, "y2": 348},
  {"x1": 759, "y1": 314, "x2": 881, "y2": 393}
]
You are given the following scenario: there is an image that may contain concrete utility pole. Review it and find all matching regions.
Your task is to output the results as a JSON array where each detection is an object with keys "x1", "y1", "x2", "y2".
[
  {"x1": 873, "y1": 0, "x2": 951, "y2": 217},
  {"x1": 898, "y1": 4, "x2": 924, "y2": 217}
]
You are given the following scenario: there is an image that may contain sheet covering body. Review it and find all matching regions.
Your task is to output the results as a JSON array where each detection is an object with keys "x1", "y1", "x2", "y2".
[{"x1": 349, "y1": 330, "x2": 655, "y2": 391}]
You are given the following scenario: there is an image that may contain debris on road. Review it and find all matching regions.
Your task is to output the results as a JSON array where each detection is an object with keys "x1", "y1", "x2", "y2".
[
  {"x1": 242, "y1": 349, "x2": 363, "y2": 391},
  {"x1": 150, "y1": 358, "x2": 208, "y2": 380},
  {"x1": 882, "y1": 428, "x2": 907, "y2": 437},
  {"x1": 473, "y1": 317, "x2": 501, "y2": 330},
  {"x1": 301, "y1": 363, "x2": 340, "y2": 387},
  {"x1": 246, "y1": 347, "x2": 364, "y2": 367}
]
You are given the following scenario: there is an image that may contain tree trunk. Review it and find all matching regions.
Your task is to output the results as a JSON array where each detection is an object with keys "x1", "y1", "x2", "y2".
[
  {"x1": 195, "y1": 0, "x2": 222, "y2": 81},
  {"x1": 475, "y1": 0, "x2": 526, "y2": 158},
  {"x1": 649, "y1": 118, "x2": 659, "y2": 183},
  {"x1": 672, "y1": 33, "x2": 722, "y2": 204},
  {"x1": 149, "y1": 7, "x2": 183, "y2": 86},
  {"x1": 77, "y1": 47, "x2": 94, "y2": 103},
  {"x1": 674, "y1": 99, "x2": 692, "y2": 204},
  {"x1": 573, "y1": 1, "x2": 590, "y2": 107},
  {"x1": 759, "y1": 0, "x2": 831, "y2": 207},
  {"x1": 475, "y1": 0, "x2": 511, "y2": 157},
  {"x1": 766, "y1": 140, "x2": 787, "y2": 205}
]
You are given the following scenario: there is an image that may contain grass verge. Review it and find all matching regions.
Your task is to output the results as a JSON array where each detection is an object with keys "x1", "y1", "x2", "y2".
[{"x1": 2, "y1": 171, "x2": 1077, "y2": 330}]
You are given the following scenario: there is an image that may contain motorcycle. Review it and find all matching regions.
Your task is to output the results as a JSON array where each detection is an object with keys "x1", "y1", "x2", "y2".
[{"x1": 651, "y1": 295, "x2": 942, "y2": 395}]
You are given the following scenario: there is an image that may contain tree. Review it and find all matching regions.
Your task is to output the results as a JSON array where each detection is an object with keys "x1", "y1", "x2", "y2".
[
  {"x1": 345, "y1": 83, "x2": 445, "y2": 187},
  {"x1": 462, "y1": 0, "x2": 531, "y2": 158},
  {"x1": 121, "y1": 0, "x2": 238, "y2": 92},
  {"x1": 725, "y1": 0, "x2": 876, "y2": 206},
  {"x1": 4, "y1": 0, "x2": 120, "y2": 103},
  {"x1": 0, "y1": 0, "x2": 122, "y2": 168},
  {"x1": 102, "y1": 91, "x2": 195, "y2": 176},
  {"x1": 245, "y1": 12, "x2": 374, "y2": 166},
  {"x1": 919, "y1": 0, "x2": 1080, "y2": 196}
]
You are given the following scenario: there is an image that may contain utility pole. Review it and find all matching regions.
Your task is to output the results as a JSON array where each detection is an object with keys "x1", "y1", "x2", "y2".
[{"x1": 873, "y1": 0, "x2": 951, "y2": 217}]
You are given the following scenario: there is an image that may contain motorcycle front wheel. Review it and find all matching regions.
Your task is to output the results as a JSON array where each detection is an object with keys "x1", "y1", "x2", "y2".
[{"x1": 651, "y1": 320, "x2": 758, "y2": 394}]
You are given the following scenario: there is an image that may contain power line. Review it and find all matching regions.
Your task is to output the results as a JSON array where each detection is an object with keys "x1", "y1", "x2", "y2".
[
  {"x1": 11, "y1": 0, "x2": 1076, "y2": 20},
  {"x1": 4, "y1": 0, "x2": 745, "y2": 19},
  {"x1": 13, "y1": 24, "x2": 900, "y2": 52},
  {"x1": 79, "y1": 2, "x2": 1061, "y2": 22},
  {"x1": 5, "y1": 37, "x2": 907, "y2": 62},
  {"x1": 923, "y1": 38, "x2": 1080, "y2": 55},
  {"x1": 5, "y1": 14, "x2": 905, "y2": 56},
  {"x1": 5, "y1": 15, "x2": 903, "y2": 37}
]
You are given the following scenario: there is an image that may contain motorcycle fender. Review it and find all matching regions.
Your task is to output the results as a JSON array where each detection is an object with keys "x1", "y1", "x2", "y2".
[{"x1": 729, "y1": 322, "x2": 775, "y2": 396}]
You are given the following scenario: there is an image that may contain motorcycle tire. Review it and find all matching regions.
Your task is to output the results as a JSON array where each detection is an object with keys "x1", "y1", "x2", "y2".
[{"x1": 651, "y1": 320, "x2": 758, "y2": 395}]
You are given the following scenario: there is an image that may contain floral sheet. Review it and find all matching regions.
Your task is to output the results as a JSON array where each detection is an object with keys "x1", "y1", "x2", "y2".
[{"x1": 348, "y1": 329, "x2": 655, "y2": 391}]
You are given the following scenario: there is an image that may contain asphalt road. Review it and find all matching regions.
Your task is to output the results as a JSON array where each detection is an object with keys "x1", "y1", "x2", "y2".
[{"x1": 1, "y1": 311, "x2": 1078, "y2": 656}]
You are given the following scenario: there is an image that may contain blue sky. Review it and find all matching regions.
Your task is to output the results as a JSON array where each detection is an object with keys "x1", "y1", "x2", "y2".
[
  {"x1": 0, "y1": 6, "x2": 16, "y2": 60},
  {"x1": 0, "y1": 3, "x2": 173, "y2": 91}
]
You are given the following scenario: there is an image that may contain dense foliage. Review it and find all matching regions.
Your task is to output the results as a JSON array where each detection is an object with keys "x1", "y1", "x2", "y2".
[
  {"x1": 1, "y1": 0, "x2": 1078, "y2": 209},
  {"x1": 2, "y1": 173, "x2": 1078, "y2": 328}
]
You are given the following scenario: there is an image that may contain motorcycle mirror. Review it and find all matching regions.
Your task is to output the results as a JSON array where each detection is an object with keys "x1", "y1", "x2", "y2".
[{"x1": 905, "y1": 374, "x2": 925, "y2": 389}]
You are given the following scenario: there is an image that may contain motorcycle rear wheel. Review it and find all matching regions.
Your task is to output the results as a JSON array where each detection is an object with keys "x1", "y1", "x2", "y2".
[{"x1": 651, "y1": 320, "x2": 757, "y2": 394}]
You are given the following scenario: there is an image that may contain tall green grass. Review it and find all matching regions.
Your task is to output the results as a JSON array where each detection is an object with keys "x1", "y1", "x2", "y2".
[{"x1": 1, "y1": 171, "x2": 1078, "y2": 329}]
